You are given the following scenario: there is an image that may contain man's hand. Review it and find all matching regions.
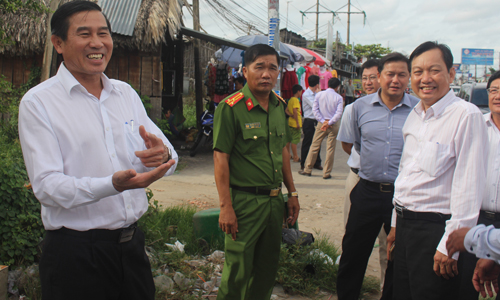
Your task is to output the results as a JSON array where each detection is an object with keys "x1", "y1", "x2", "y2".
[
  {"x1": 446, "y1": 227, "x2": 470, "y2": 257},
  {"x1": 296, "y1": 124, "x2": 300, "y2": 130},
  {"x1": 433, "y1": 250, "x2": 458, "y2": 279},
  {"x1": 219, "y1": 206, "x2": 238, "y2": 241},
  {"x1": 387, "y1": 227, "x2": 396, "y2": 261},
  {"x1": 287, "y1": 196, "x2": 300, "y2": 226},
  {"x1": 473, "y1": 258, "x2": 500, "y2": 298},
  {"x1": 135, "y1": 125, "x2": 170, "y2": 167},
  {"x1": 112, "y1": 159, "x2": 175, "y2": 192},
  {"x1": 320, "y1": 120, "x2": 330, "y2": 131}
]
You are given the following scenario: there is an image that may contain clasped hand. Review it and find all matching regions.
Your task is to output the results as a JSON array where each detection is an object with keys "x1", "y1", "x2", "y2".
[{"x1": 113, "y1": 125, "x2": 174, "y2": 192}]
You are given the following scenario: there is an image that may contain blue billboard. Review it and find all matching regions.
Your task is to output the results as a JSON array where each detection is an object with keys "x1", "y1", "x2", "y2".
[{"x1": 462, "y1": 48, "x2": 494, "y2": 65}]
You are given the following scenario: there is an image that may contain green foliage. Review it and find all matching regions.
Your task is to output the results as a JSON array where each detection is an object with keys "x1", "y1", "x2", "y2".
[
  {"x1": 0, "y1": 139, "x2": 44, "y2": 267},
  {"x1": 489, "y1": 67, "x2": 497, "y2": 75},
  {"x1": 313, "y1": 38, "x2": 327, "y2": 49},
  {"x1": 183, "y1": 99, "x2": 197, "y2": 129},
  {"x1": 347, "y1": 43, "x2": 392, "y2": 60}
]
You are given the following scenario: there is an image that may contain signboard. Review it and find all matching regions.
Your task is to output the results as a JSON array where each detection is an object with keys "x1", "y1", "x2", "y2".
[
  {"x1": 462, "y1": 48, "x2": 494, "y2": 65},
  {"x1": 452, "y1": 63, "x2": 461, "y2": 72}
]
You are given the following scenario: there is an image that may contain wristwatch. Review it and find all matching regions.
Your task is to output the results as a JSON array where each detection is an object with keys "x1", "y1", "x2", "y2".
[
  {"x1": 288, "y1": 191, "x2": 298, "y2": 197},
  {"x1": 164, "y1": 144, "x2": 172, "y2": 163}
]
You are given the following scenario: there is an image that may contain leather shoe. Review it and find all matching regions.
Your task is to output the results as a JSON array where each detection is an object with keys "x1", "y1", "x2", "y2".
[
  {"x1": 323, "y1": 175, "x2": 332, "y2": 179},
  {"x1": 314, "y1": 165, "x2": 323, "y2": 170},
  {"x1": 298, "y1": 170, "x2": 311, "y2": 176}
]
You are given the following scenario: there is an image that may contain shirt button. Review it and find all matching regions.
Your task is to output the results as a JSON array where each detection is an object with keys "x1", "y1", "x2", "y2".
[
  {"x1": 271, "y1": 151, "x2": 274, "y2": 154},
  {"x1": 127, "y1": 205, "x2": 131, "y2": 209},
  {"x1": 385, "y1": 157, "x2": 388, "y2": 159},
  {"x1": 275, "y1": 169, "x2": 278, "y2": 173},
  {"x1": 270, "y1": 132, "x2": 272, "y2": 135},
  {"x1": 106, "y1": 127, "x2": 110, "y2": 131},
  {"x1": 112, "y1": 153, "x2": 116, "y2": 158},
  {"x1": 254, "y1": 136, "x2": 257, "y2": 139},
  {"x1": 384, "y1": 172, "x2": 387, "y2": 175},
  {"x1": 387, "y1": 142, "x2": 389, "y2": 144}
]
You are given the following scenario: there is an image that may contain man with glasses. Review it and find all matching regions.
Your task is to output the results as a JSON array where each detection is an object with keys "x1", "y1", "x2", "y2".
[
  {"x1": 445, "y1": 70, "x2": 500, "y2": 300},
  {"x1": 388, "y1": 41, "x2": 488, "y2": 299},
  {"x1": 337, "y1": 53, "x2": 419, "y2": 300}
]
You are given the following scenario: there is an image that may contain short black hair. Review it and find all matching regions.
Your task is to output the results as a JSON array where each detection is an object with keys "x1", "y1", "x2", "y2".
[
  {"x1": 328, "y1": 78, "x2": 341, "y2": 89},
  {"x1": 488, "y1": 71, "x2": 500, "y2": 89},
  {"x1": 244, "y1": 44, "x2": 280, "y2": 66},
  {"x1": 51, "y1": 1, "x2": 111, "y2": 41},
  {"x1": 292, "y1": 84, "x2": 303, "y2": 95},
  {"x1": 379, "y1": 52, "x2": 409, "y2": 73},
  {"x1": 361, "y1": 59, "x2": 380, "y2": 75},
  {"x1": 410, "y1": 41, "x2": 454, "y2": 71},
  {"x1": 234, "y1": 77, "x2": 244, "y2": 85},
  {"x1": 308, "y1": 75, "x2": 320, "y2": 87}
]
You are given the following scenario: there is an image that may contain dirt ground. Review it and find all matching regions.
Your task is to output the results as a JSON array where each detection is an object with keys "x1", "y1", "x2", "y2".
[{"x1": 150, "y1": 138, "x2": 383, "y2": 299}]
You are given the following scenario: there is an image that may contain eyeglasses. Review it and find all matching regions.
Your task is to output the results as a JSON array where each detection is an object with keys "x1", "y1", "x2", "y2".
[
  {"x1": 362, "y1": 75, "x2": 377, "y2": 82},
  {"x1": 487, "y1": 88, "x2": 500, "y2": 95}
]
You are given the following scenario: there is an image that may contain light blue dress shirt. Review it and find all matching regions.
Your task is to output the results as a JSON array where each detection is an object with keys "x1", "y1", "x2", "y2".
[
  {"x1": 465, "y1": 224, "x2": 500, "y2": 263},
  {"x1": 338, "y1": 91, "x2": 419, "y2": 183}
]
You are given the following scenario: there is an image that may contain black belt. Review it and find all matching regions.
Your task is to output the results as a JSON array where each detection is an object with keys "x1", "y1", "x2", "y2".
[
  {"x1": 360, "y1": 178, "x2": 394, "y2": 193},
  {"x1": 51, "y1": 222, "x2": 138, "y2": 243},
  {"x1": 395, "y1": 204, "x2": 451, "y2": 225},
  {"x1": 230, "y1": 184, "x2": 282, "y2": 197},
  {"x1": 480, "y1": 210, "x2": 500, "y2": 221},
  {"x1": 351, "y1": 168, "x2": 359, "y2": 175}
]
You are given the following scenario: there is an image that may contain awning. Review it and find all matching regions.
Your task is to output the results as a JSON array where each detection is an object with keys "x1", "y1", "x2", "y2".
[{"x1": 303, "y1": 48, "x2": 331, "y2": 66}]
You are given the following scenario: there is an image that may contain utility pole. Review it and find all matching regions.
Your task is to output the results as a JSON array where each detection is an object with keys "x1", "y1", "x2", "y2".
[
  {"x1": 347, "y1": 0, "x2": 350, "y2": 45},
  {"x1": 315, "y1": 0, "x2": 319, "y2": 41},
  {"x1": 268, "y1": 0, "x2": 280, "y2": 94},
  {"x1": 193, "y1": 0, "x2": 203, "y2": 129}
]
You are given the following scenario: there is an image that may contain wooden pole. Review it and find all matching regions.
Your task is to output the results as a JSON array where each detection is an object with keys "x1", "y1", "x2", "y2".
[
  {"x1": 193, "y1": 0, "x2": 203, "y2": 129},
  {"x1": 41, "y1": 0, "x2": 61, "y2": 81}
]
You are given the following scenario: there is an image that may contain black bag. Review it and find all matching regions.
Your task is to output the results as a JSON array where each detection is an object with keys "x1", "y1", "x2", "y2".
[{"x1": 282, "y1": 228, "x2": 314, "y2": 246}]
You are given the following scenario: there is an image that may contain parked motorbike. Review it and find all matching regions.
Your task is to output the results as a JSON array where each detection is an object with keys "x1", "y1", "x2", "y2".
[{"x1": 190, "y1": 101, "x2": 217, "y2": 157}]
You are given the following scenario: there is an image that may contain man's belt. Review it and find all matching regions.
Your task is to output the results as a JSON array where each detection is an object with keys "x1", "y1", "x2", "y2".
[
  {"x1": 52, "y1": 222, "x2": 138, "y2": 243},
  {"x1": 480, "y1": 210, "x2": 500, "y2": 221},
  {"x1": 360, "y1": 178, "x2": 394, "y2": 193},
  {"x1": 395, "y1": 204, "x2": 451, "y2": 225},
  {"x1": 230, "y1": 184, "x2": 282, "y2": 197},
  {"x1": 350, "y1": 167, "x2": 359, "y2": 175}
]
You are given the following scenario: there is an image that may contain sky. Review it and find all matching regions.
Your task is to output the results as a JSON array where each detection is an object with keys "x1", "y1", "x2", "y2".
[{"x1": 182, "y1": 0, "x2": 500, "y2": 77}]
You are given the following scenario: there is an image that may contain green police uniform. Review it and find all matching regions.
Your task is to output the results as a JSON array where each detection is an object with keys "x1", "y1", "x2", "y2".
[{"x1": 213, "y1": 84, "x2": 291, "y2": 300}]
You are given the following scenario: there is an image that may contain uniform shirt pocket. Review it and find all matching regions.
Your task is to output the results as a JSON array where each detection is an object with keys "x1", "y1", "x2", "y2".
[
  {"x1": 240, "y1": 128, "x2": 267, "y2": 155},
  {"x1": 418, "y1": 141, "x2": 452, "y2": 177}
]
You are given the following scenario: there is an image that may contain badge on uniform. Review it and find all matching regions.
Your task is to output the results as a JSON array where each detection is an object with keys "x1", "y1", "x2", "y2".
[{"x1": 245, "y1": 122, "x2": 261, "y2": 129}]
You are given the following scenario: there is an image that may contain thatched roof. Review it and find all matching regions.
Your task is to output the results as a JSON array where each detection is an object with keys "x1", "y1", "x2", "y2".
[{"x1": 0, "y1": 0, "x2": 182, "y2": 56}]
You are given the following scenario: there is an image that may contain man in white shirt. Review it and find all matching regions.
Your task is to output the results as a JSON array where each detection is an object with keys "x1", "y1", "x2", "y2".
[
  {"x1": 299, "y1": 78, "x2": 343, "y2": 179},
  {"x1": 445, "y1": 70, "x2": 500, "y2": 299},
  {"x1": 18, "y1": 2, "x2": 177, "y2": 299},
  {"x1": 388, "y1": 41, "x2": 488, "y2": 299},
  {"x1": 300, "y1": 75, "x2": 323, "y2": 171}
]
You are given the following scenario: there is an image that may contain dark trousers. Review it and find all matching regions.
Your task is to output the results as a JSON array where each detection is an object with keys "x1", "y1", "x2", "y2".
[
  {"x1": 345, "y1": 96, "x2": 354, "y2": 105},
  {"x1": 301, "y1": 118, "x2": 321, "y2": 169},
  {"x1": 459, "y1": 214, "x2": 500, "y2": 300},
  {"x1": 337, "y1": 179, "x2": 394, "y2": 300},
  {"x1": 393, "y1": 215, "x2": 463, "y2": 300},
  {"x1": 40, "y1": 226, "x2": 155, "y2": 300}
]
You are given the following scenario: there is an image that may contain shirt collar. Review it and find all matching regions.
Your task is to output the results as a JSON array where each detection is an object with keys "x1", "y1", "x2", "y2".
[
  {"x1": 370, "y1": 90, "x2": 412, "y2": 108},
  {"x1": 485, "y1": 112, "x2": 493, "y2": 126},
  {"x1": 241, "y1": 84, "x2": 279, "y2": 110},
  {"x1": 56, "y1": 63, "x2": 116, "y2": 100},
  {"x1": 414, "y1": 89, "x2": 455, "y2": 118}
]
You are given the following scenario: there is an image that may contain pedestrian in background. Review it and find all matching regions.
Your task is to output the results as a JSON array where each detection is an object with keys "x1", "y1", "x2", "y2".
[
  {"x1": 300, "y1": 75, "x2": 323, "y2": 171},
  {"x1": 345, "y1": 78, "x2": 355, "y2": 105},
  {"x1": 287, "y1": 84, "x2": 303, "y2": 162}
]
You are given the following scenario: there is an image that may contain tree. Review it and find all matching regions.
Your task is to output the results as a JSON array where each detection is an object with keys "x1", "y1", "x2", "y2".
[
  {"x1": 347, "y1": 44, "x2": 392, "y2": 60},
  {"x1": 490, "y1": 67, "x2": 497, "y2": 75}
]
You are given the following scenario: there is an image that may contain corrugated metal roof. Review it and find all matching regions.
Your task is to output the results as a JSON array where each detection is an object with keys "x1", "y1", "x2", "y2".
[{"x1": 98, "y1": 0, "x2": 142, "y2": 36}]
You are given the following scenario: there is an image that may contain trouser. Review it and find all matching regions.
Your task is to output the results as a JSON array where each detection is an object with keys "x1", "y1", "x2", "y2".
[
  {"x1": 337, "y1": 179, "x2": 394, "y2": 300},
  {"x1": 300, "y1": 118, "x2": 322, "y2": 169},
  {"x1": 40, "y1": 225, "x2": 154, "y2": 300},
  {"x1": 393, "y1": 215, "x2": 463, "y2": 300},
  {"x1": 303, "y1": 121, "x2": 340, "y2": 176},
  {"x1": 458, "y1": 213, "x2": 500, "y2": 300},
  {"x1": 342, "y1": 169, "x2": 388, "y2": 290},
  {"x1": 345, "y1": 96, "x2": 354, "y2": 105},
  {"x1": 217, "y1": 189, "x2": 284, "y2": 300}
]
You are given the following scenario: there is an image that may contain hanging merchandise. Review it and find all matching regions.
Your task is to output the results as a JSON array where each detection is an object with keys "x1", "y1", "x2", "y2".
[
  {"x1": 319, "y1": 67, "x2": 333, "y2": 90},
  {"x1": 204, "y1": 61, "x2": 217, "y2": 98},
  {"x1": 281, "y1": 65, "x2": 298, "y2": 100}
]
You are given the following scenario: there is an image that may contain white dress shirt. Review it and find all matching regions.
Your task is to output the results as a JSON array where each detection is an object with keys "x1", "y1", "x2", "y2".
[
  {"x1": 338, "y1": 103, "x2": 360, "y2": 169},
  {"x1": 464, "y1": 224, "x2": 500, "y2": 264},
  {"x1": 19, "y1": 63, "x2": 178, "y2": 231},
  {"x1": 392, "y1": 90, "x2": 488, "y2": 258},
  {"x1": 302, "y1": 87, "x2": 316, "y2": 119},
  {"x1": 482, "y1": 113, "x2": 500, "y2": 212},
  {"x1": 313, "y1": 88, "x2": 344, "y2": 125}
]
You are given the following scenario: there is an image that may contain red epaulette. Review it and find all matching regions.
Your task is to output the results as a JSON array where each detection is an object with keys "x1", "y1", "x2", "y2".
[
  {"x1": 225, "y1": 92, "x2": 244, "y2": 107},
  {"x1": 273, "y1": 91, "x2": 287, "y2": 106}
]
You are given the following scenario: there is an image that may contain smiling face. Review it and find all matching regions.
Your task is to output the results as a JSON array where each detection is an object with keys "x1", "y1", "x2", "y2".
[
  {"x1": 242, "y1": 54, "x2": 279, "y2": 96},
  {"x1": 361, "y1": 66, "x2": 380, "y2": 95},
  {"x1": 488, "y1": 78, "x2": 500, "y2": 118},
  {"x1": 411, "y1": 48, "x2": 455, "y2": 109},
  {"x1": 51, "y1": 10, "x2": 113, "y2": 83},
  {"x1": 378, "y1": 61, "x2": 410, "y2": 101}
]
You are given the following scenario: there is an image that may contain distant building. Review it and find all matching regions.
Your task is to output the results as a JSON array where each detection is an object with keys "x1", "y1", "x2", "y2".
[{"x1": 280, "y1": 29, "x2": 307, "y2": 47}]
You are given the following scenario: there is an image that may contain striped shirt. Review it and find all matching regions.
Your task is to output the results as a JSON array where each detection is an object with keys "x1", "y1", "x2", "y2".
[
  {"x1": 392, "y1": 90, "x2": 489, "y2": 258},
  {"x1": 482, "y1": 113, "x2": 500, "y2": 212}
]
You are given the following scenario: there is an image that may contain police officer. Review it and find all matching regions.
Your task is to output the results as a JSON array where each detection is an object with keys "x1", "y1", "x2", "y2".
[{"x1": 213, "y1": 44, "x2": 300, "y2": 300}]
